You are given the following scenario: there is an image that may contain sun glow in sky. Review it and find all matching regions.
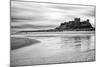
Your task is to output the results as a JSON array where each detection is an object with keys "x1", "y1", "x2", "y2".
[{"x1": 11, "y1": 1, "x2": 95, "y2": 33}]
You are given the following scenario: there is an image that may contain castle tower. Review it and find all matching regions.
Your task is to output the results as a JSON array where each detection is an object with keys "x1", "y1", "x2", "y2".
[
  {"x1": 86, "y1": 19, "x2": 89, "y2": 22},
  {"x1": 74, "y1": 18, "x2": 80, "y2": 23}
]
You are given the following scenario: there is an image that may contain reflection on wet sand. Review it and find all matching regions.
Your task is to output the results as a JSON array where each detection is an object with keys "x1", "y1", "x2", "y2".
[{"x1": 11, "y1": 34, "x2": 95, "y2": 66}]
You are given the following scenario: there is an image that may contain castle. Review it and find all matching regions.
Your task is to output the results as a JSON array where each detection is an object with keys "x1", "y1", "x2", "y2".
[{"x1": 55, "y1": 18, "x2": 95, "y2": 31}]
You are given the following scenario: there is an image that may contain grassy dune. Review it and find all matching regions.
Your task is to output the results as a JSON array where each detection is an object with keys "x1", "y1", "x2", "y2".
[{"x1": 11, "y1": 37, "x2": 40, "y2": 50}]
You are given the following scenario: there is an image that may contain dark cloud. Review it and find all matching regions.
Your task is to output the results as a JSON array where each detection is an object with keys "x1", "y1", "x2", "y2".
[
  {"x1": 11, "y1": 15, "x2": 47, "y2": 22},
  {"x1": 11, "y1": 6, "x2": 33, "y2": 13},
  {"x1": 83, "y1": 9, "x2": 95, "y2": 17},
  {"x1": 11, "y1": 16, "x2": 34, "y2": 22},
  {"x1": 11, "y1": 24, "x2": 56, "y2": 29},
  {"x1": 50, "y1": 5, "x2": 85, "y2": 11}
]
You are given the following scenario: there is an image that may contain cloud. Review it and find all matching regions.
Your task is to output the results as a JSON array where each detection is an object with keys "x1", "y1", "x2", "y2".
[
  {"x1": 11, "y1": 1, "x2": 49, "y2": 22},
  {"x1": 11, "y1": 24, "x2": 56, "y2": 29},
  {"x1": 82, "y1": 9, "x2": 95, "y2": 17},
  {"x1": 49, "y1": 5, "x2": 84, "y2": 11},
  {"x1": 11, "y1": 1, "x2": 95, "y2": 31}
]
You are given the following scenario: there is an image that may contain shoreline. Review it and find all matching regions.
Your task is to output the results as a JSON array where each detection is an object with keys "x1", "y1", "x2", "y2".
[
  {"x1": 12, "y1": 31, "x2": 95, "y2": 37},
  {"x1": 16, "y1": 31, "x2": 95, "y2": 34}
]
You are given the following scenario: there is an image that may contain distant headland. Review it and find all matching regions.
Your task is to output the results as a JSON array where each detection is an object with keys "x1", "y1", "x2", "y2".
[{"x1": 20, "y1": 18, "x2": 95, "y2": 32}]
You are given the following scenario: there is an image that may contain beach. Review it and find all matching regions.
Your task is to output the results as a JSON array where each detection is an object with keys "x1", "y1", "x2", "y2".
[{"x1": 11, "y1": 33, "x2": 95, "y2": 66}]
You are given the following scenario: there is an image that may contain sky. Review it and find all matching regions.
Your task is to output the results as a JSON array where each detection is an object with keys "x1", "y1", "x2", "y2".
[{"x1": 11, "y1": 1, "x2": 95, "y2": 33}]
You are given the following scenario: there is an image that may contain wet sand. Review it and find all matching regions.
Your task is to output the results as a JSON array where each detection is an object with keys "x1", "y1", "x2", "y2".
[
  {"x1": 11, "y1": 34, "x2": 95, "y2": 66},
  {"x1": 11, "y1": 37, "x2": 40, "y2": 50}
]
